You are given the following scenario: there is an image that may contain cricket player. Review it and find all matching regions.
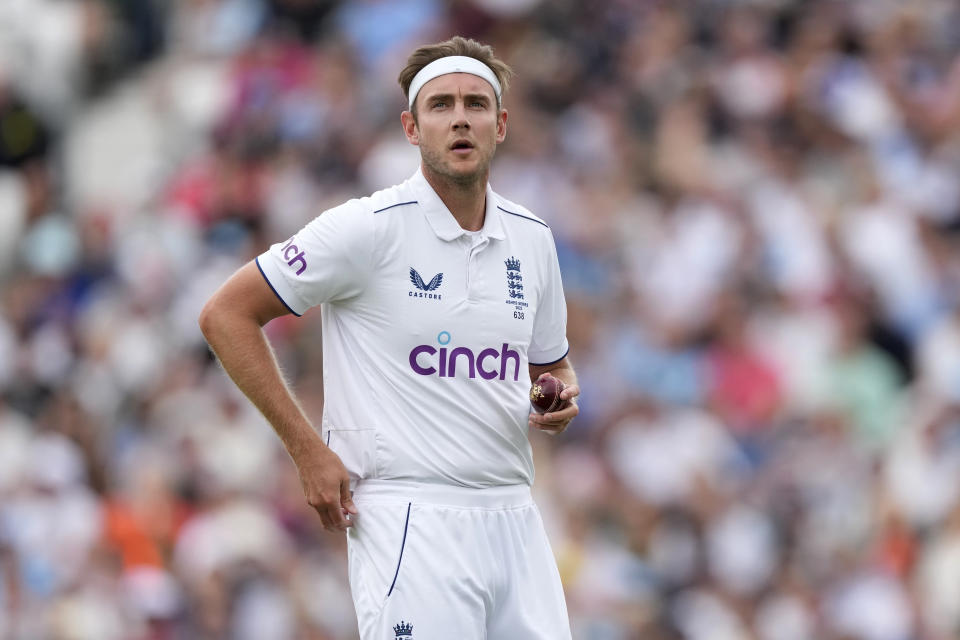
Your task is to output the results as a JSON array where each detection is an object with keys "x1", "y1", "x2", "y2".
[{"x1": 199, "y1": 36, "x2": 579, "y2": 639}]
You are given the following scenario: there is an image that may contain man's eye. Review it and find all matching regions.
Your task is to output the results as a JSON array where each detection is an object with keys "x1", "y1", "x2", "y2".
[{"x1": 433, "y1": 101, "x2": 446, "y2": 108}]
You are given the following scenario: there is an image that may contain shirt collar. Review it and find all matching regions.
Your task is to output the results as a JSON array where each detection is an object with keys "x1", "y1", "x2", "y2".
[{"x1": 410, "y1": 167, "x2": 506, "y2": 242}]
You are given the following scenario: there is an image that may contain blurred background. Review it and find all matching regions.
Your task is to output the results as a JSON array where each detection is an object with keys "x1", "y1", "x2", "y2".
[{"x1": 3, "y1": 0, "x2": 960, "y2": 638}]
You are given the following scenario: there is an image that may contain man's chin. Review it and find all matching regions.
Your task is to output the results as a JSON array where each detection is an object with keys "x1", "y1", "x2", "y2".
[
  {"x1": 448, "y1": 168, "x2": 485, "y2": 185},
  {"x1": 421, "y1": 152, "x2": 490, "y2": 186},
  {"x1": 439, "y1": 162, "x2": 485, "y2": 184}
]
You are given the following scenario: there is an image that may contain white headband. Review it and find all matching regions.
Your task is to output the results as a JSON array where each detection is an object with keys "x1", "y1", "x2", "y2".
[{"x1": 407, "y1": 55, "x2": 502, "y2": 109}]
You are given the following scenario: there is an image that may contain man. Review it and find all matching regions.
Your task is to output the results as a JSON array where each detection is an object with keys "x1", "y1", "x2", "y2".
[{"x1": 199, "y1": 36, "x2": 579, "y2": 639}]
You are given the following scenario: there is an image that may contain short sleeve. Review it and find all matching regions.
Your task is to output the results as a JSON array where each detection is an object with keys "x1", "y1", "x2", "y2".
[
  {"x1": 528, "y1": 233, "x2": 569, "y2": 365},
  {"x1": 256, "y1": 201, "x2": 373, "y2": 315}
]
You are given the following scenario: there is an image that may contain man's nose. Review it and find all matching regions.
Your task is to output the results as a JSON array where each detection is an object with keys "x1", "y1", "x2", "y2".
[{"x1": 452, "y1": 103, "x2": 470, "y2": 129}]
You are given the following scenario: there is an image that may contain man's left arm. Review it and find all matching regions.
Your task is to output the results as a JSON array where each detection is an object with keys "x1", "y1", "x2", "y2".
[{"x1": 528, "y1": 357, "x2": 579, "y2": 435}]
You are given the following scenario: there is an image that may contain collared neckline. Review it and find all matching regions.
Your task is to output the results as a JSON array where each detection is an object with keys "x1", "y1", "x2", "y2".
[{"x1": 410, "y1": 167, "x2": 506, "y2": 242}]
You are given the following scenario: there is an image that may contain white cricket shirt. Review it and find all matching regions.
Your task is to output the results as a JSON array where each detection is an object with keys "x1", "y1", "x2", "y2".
[{"x1": 256, "y1": 168, "x2": 569, "y2": 488}]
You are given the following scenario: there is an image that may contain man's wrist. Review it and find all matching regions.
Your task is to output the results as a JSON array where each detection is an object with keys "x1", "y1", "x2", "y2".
[{"x1": 280, "y1": 421, "x2": 324, "y2": 460}]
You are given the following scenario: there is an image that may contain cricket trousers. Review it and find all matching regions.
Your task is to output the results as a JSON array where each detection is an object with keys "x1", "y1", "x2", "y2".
[{"x1": 346, "y1": 480, "x2": 572, "y2": 639}]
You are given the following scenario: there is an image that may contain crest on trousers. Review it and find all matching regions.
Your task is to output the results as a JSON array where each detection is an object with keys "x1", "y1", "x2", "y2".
[{"x1": 394, "y1": 620, "x2": 413, "y2": 638}]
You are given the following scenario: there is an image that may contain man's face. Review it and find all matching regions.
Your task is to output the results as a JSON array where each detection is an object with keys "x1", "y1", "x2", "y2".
[{"x1": 402, "y1": 72, "x2": 507, "y2": 185}]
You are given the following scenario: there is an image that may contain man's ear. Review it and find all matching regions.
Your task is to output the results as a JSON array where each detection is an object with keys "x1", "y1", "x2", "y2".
[
  {"x1": 496, "y1": 108, "x2": 508, "y2": 144},
  {"x1": 401, "y1": 110, "x2": 420, "y2": 146}
]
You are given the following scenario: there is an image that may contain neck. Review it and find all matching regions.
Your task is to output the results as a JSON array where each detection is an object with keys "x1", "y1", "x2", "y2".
[{"x1": 422, "y1": 165, "x2": 488, "y2": 232}]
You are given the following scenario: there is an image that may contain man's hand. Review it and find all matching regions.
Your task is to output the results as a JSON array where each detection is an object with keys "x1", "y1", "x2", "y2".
[
  {"x1": 528, "y1": 372, "x2": 580, "y2": 435},
  {"x1": 294, "y1": 440, "x2": 358, "y2": 532}
]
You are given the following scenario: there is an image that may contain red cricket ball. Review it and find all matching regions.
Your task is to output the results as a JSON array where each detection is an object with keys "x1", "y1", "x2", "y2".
[{"x1": 530, "y1": 376, "x2": 567, "y2": 414}]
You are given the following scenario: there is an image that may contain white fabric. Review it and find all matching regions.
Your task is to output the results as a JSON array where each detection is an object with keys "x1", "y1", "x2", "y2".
[
  {"x1": 257, "y1": 168, "x2": 569, "y2": 487},
  {"x1": 407, "y1": 55, "x2": 502, "y2": 108},
  {"x1": 346, "y1": 480, "x2": 570, "y2": 639}
]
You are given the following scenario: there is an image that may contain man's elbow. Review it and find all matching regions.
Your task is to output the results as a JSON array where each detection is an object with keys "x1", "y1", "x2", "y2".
[{"x1": 198, "y1": 296, "x2": 224, "y2": 343}]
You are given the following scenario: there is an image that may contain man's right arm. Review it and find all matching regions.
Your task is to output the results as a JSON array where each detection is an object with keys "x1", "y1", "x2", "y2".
[{"x1": 198, "y1": 261, "x2": 356, "y2": 531}]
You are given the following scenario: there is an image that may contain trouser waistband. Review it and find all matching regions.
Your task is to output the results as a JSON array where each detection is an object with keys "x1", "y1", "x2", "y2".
[{"x1": 352, "y1": 479, "x2": 533, "y2": 508}]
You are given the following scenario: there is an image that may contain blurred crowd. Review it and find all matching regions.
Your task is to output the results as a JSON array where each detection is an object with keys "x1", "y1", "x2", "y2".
[{"x1": 3, "y1": 0, "x2": 960, "y2": 638}]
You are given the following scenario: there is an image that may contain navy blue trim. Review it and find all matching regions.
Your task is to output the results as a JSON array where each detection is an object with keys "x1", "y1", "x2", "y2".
[
  {"x1": 374, "y1": 200, "x2": 418, "y2": 214},
  {"x1": 387, "y1": 502, "x2": 412, "y2": 597},
  {"x1": 529, "y1": 346, "x2": 570, "y2": 367},
  {"x1": 326, "y1": 431, "x2": 331, "y2": 446},
  {"x1": 255, "y1": 258, "x2": 302, "y2": 317},
  {"x1": 497, "y1": 205, "x2": 549, "y2": 228}
]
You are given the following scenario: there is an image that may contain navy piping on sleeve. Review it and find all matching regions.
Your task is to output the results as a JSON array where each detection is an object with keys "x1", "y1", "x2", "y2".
[
  {"x1": 374, "y1": 201, "x2": 418, "y2": 214},
  {"x1": 387, "y1": 502, "x2": 412, "y2": 597},
  {"x1": 497, "y1": 205, "x2": 549, "y2": 228},
  {"x1": 255, "y1": 257, "x2": 302, "y2": 317},
  {"x1": 529, "y1": 346, "x2": 570, "y2": 367},
  {"x1": 326, "y1": 431, "x2": 331, "y2": 446}
]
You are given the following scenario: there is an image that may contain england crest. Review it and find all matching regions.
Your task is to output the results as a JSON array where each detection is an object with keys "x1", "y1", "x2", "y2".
[{"x1": 505, "y1": 256, "x2": 523, "y2": 300}]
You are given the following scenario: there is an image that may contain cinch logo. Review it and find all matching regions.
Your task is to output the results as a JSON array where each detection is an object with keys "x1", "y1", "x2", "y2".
[
  {"x1": 281, "y1": 237, "x2": 307, "y2": 275},
  {"x1": 409, "y1": 331, "x2": 520, "y2": 381}
]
